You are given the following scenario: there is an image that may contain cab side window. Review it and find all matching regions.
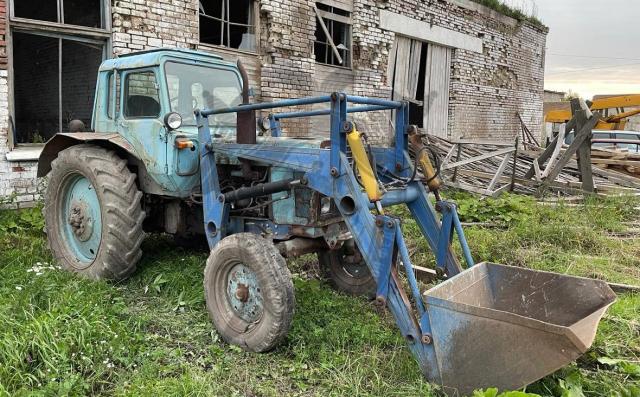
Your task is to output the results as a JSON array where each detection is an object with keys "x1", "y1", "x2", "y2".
[{"x1": 124, "y1": 71, "x2": 161, "y2": 118}]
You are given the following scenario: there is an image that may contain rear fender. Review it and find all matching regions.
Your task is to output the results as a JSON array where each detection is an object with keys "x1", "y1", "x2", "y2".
[{"x1": 37, "y1": 133, "x2": 137, "y2": 178}]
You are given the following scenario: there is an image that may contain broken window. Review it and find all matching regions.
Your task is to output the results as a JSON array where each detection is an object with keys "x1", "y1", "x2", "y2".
[
  {"x1": 13, "y1": 0, "x2": 105, "y2": 29},
  {"x1": 314, "y1": 3, "x2": 352, "y2": 68},
  {"x1": 199, "y1": 0, "x2": 256, "y2": 51},
  {"x1": 124, "y1": 72, "x2": 161, "y2": 118},
  {"x1": 12, "y1": 32, "x2": 104, "y2": 143}
]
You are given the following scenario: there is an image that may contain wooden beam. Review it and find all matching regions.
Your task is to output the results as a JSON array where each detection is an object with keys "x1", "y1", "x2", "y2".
[
  {"x1": 313, "y1": 5, "x2": 343, "y2": 65},
  {"x1": 541, "y1": 115, "x2": 600, "y2": 186}
]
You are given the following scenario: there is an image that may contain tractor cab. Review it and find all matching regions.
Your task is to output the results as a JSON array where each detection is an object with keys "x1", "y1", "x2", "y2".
[{"x1": 92, "y1": 49, "x2": 245, "y2": 196}]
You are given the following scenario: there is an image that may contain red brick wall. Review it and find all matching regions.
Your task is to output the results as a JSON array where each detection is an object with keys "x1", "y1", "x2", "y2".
[{"x1": 0, "y1": 0, "x2": 6, "y2": 69}]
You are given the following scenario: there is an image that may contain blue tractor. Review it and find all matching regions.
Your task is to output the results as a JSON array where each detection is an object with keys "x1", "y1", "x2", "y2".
[{"x1": 38, "y1": 49, "x2": 616, "y2": 395}]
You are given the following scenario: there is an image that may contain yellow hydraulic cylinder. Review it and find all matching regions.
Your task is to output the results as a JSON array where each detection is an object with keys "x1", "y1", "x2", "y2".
[
  {"x1": 416, "y1": 149, "x2": 442, "y2": 191},
  {"x1": 408, "y1": 130, "x2": 442, "y2": 192},
  {"x1": 346, "y1": 126, "x2": 382, "y2": 202}
]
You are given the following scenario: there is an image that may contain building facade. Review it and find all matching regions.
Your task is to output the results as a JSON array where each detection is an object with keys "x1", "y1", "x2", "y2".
[{"x1": 0, "y1": 0, "x2": 547, "y2": 205}]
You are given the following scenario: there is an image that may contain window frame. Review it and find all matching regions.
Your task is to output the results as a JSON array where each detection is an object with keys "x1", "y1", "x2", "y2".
[
  {"x1": 162, "y1": 60, "x2": 244, "y2": 127},
  {"x1": 198, "y1": 0, "x2": 259, "y2": 53},
  {"x1": 9, "y1": 0, "x2": 110, "y2": 32},
  {"x1": 6, "y1": 0, "x2": 112, "y2": 150},
  {"x1": 313, "y1": 3, "x2": 353, "y2": 69},
  {"x1": 123, "y1": 69, "x2": 163, "y2": 120}
]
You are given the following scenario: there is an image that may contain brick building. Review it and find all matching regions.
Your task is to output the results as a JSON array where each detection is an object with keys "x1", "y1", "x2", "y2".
[{"x1": 0, "y1": 0, "x2": 547, "y2": 205}]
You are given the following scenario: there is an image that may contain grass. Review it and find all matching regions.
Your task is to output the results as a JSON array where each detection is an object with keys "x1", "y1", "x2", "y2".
[
  {"x1": 0, "y1": 193, "x2": 638, "y2": 396},
  {"x1": 470, "y1": 0, "x2": 545, "y2": 28}
]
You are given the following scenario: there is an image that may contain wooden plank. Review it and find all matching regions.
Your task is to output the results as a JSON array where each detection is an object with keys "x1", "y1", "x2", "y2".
[
  {"x1": 491, "y1": 183, "x2": 512, "y2": 197},
  {"x1": 524, "y1": 135, "x2": 560, "y2": 179},
  {"x1": 510, "y1": 137, "x2": 520, "y2": 191},
  {"x1": 532, "y1": 159, "x2": 542, "y2": 181},
  {"x1": 407, "y1": 40, "x2": 422, "y2": 99},
  {"x1": 387, "y1": 38, "x2": 398, "y2": 88},
  {"x1": 591, "y1": 158, "x2": 640, "y2": 167},
  {"x1": 541, "y1": 128, "x2": 565, "y2": 178},
  {"x1": 442, "y1": 147, "x2": 516, "y2": 170},
  {"x1": 486, "y1": 152, "x2": 512, "y2": 193},
  {"x1": 423, "y1": 44, "x2": 451, "y2": 138},
  {"x1": 452, "y1": 139, "x2": 514, "y2": 146},
  {"x1": 607, "y1": 282, "x2": 640, "y2": 294},
  {"x1": 393, "y1": 36, "x2": 411, "y2": 101}
]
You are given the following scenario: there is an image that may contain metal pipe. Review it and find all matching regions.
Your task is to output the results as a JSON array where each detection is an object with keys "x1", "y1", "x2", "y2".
[
  {"x1": 345, "y1": 95, "x2": 403, "y2": 108},
  {"x1": 274, "y1": 105, "x2": 390, "y2": 120},
  {"x1": 223, "y1": 178, "x2": 300, "y2": 203},
  {"x1": 276, "y1": 238, "x2": 329, "y2": 258},
  {"x1": 236, "y1": 60, "x2": 256, "y2": 144},
  {"x1": 452, "y1": 209, "x2": 475, "y2": 268},
  {"x1": 395, "y1": 226, "x2": 426, "y2": 315},
  {"x1": 202, "y1": 95, "x2": 333, "y2": 116},
  {"x1": 366, "y1": 185, "x2": 420, "y2": 209}
]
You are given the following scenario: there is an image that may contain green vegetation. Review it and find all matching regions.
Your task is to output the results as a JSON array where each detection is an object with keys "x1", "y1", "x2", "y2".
[
  {"x1": 470, "y1": 0, "x2": 545, "y2": 28},
  {"x1": 0, "y1": 193, "x2": 639, "y2": 396}
]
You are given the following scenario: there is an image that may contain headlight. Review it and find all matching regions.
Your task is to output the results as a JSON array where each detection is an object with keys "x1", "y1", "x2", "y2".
[{"x1": 164, "y1": 112, "x2": 183, "y2": 130}]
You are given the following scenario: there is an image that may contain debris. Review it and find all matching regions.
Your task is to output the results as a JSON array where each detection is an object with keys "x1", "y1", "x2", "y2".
[
  {"x1": 422, "y1": 135, "x2": 640, "y2": 197},
  {"x1": 420, "y1": 98, "x2": 640, "y2": 197}
]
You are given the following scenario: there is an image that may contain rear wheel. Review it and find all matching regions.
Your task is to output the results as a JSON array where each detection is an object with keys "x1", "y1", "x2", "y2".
[
  {"x1": 44, "y1": 144, "x2": 145, "y2": 280},
  {"x1": 204, "y1": 233, "x2": 295, "y2": 352},
  {"x1": 319, "y1": 241, "x2": 376, "y2": 299}
]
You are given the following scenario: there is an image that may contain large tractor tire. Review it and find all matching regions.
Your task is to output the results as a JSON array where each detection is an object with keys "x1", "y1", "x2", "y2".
[
  {"x1": 318, "y1": 241, "x2": 376, "y2": 299},
  {"x1": 204, "y1": 233, "x2": 295, "y2": 352},
  {"x1": 44, "y1": 144, "x2": 145, "y2": 280}
]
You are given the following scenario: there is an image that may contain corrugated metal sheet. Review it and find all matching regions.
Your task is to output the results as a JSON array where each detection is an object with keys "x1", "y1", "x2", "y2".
[
  {"x1": 423, "y1": 44, "x2": 451, "y2": 138},
  {"x1": 312, "y1": 64, "x2": 354, "y2": 135}
]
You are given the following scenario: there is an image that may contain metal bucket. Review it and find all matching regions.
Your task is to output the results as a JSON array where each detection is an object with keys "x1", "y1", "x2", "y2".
[{"x1": 423, "y1": 262, "x2": 616, "y2": 396}]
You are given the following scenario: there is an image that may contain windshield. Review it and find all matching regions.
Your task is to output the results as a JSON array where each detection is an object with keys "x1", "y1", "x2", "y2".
[{"x1": 165, "y1": 61, "x2": 243, "y2": 128}]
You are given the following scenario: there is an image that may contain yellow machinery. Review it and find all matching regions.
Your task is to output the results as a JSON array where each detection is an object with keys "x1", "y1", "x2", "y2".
[{"x1": 545, "y1": 94, "x2": 640, "y2": 130}]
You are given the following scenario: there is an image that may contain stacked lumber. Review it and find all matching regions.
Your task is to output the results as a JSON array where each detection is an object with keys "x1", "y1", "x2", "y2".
[
  {"x1": 421, "y1": 135, "x2": 640, "y2": 197},
  {"x1": 590, "y1": 148, "x2": 640, "y2": 177}
]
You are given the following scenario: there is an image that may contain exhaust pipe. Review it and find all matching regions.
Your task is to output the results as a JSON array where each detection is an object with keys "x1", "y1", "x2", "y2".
[{"x1": 236, "y1": 60, "x2": 256, "y2": 145}]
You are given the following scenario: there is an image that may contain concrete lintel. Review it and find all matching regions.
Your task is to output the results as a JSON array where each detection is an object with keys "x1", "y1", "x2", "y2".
[
  {"x1": 5, "y1": 146, "x2": 43, "y2": 162},
  {"x1": 379, "y1": 10, "x2": 483, "y2": 53}
]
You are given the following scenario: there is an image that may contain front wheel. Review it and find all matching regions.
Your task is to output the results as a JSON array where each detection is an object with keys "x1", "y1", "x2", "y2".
[
  {"x1": 44, "y1": 144, "x2": 145, "y2": 280},
  {"x1": 204, "y1": 233, "x2": 295, "y2": 352}
]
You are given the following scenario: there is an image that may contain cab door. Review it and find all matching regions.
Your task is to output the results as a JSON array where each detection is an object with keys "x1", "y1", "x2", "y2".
[{"x1": 118, "y1": 69, "x2": 172, "y2": 189}]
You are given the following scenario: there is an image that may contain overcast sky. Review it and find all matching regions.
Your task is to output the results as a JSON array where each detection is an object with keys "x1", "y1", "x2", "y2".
[{"x1": 503, "y1": 0, "x2": 640, "y2": 99}]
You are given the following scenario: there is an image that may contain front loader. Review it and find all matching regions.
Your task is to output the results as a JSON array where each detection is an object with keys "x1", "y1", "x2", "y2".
[{"x1": 38, "y1": 49, "x2": 616, "y2": 395}]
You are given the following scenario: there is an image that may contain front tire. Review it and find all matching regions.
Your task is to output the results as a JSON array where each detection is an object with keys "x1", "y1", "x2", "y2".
[
  {"x1": 44, "y1": 144, "x2": 145, "y2": 280},
  {"x1": 204, "y1": 233, "x2": 295, "y2": 352}
]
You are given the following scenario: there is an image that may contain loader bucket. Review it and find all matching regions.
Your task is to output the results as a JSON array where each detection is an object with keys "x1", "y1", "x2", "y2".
[{"x1": 423, "y1": 262, "x2": 616, "y2": 396}]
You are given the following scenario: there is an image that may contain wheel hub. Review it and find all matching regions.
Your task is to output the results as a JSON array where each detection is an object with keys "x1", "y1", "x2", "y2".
[
  {"x1": 59, "y1": 173, "x2": 102, "y2": 265},
  {"x1": 227, "y1": 264, "x2": 263, "y2": 323},
  {"x1": 342, "y1": 250, "x2": 368, "y2": 278},
  {"x1": 68, "y1": 201, "x2": 94, "y2": 242}
]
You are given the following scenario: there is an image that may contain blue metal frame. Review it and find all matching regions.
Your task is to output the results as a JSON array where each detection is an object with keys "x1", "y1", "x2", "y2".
[{"x1": 196, "y1": 92, "x2": 475, "y2": 385}]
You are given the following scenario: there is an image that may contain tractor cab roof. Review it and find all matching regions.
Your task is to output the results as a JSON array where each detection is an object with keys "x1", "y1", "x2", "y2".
[{"x1": 99, "y1": 48, "x2": 232, "y2": 72}]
